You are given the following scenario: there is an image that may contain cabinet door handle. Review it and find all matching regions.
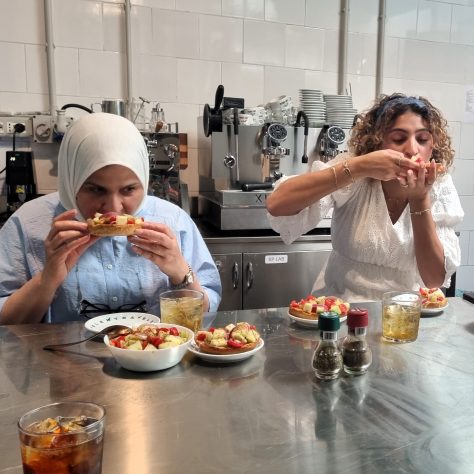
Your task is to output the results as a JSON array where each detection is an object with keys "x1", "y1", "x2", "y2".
[
  {"x1": 246, "y1": 262, "x2": 253, "y2": 289},
  {"x1": 232, "y1": 262, "x2": 239, "y2": 289}
]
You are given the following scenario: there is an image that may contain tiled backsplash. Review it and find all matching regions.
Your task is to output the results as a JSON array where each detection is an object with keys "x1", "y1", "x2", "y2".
[{"x1": 0, "y1": 0, "x2": 474, "y2": 291}]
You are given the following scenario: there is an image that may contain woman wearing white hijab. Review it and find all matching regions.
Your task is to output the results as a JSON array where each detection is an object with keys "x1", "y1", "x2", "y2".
[{"x1": 0, "y1": 113, "x2": 221, "y2": 324}]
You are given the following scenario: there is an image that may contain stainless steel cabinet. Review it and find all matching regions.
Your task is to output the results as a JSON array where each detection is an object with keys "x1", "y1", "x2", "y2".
[{"x1": 208, "y1": 237, "x2": 332, "y2": 311}]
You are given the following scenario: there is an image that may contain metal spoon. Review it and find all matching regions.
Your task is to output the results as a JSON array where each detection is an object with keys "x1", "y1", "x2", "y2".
[{"x1": 43, "y1": 325, "x2": 130, "y2": 351}]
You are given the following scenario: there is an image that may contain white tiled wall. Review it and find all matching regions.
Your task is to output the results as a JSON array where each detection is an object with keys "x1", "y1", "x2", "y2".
[{"x1": 1, "y1": 0, "x2": 474, "y2": 292}]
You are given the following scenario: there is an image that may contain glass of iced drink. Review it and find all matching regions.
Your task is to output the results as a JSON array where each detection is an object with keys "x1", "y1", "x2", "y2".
[
  {"x1": 18, "y1": 401, "x2": 105, "y2": 474},
  {"x1": 160, "y1": 289, "x2": 204, "y2": 332},
  {"x1": 382, "y1": 291, "x2": 421, "y2": 343}
]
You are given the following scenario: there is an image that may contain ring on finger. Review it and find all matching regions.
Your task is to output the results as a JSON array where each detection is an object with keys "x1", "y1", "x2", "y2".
[
  {"x1": 397, "y1": 157, "x2": 402, "y2": 167},
  {"x1": 400, "y1": 182, "x2": 409, "y2": 188}
]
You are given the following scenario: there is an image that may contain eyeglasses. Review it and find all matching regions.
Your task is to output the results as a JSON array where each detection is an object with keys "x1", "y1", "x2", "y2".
[{"x1": 79, "y1": 299, "x2": 148, "y2": 318}]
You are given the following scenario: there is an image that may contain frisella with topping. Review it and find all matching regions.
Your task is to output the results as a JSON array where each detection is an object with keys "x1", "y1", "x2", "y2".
[
  {"x1": 195, "y1": 322, "x2": 261, "y2": 355},
  {"x1": 108, "y1": 324, "x2": 189, "y2": 350},
  {"x1": 87, "y1": 211, "x2": 144, "y2": 236}
]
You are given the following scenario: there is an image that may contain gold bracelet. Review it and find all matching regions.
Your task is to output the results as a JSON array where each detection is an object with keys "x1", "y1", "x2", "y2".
[
  {"x1": 330, "y1": 166, "x2": 338, "y2": 188},
  {"x1": 342, "y1": 158, "x2": 355, "y2": 183},
  {"x1": 410, "y1": 208, "x2": 431, "y2": 216}
]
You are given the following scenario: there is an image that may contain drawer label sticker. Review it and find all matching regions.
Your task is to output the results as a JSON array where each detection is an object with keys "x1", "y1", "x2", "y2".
[{"x1": 265, "y1": 254, "x2": 288, "y2": 264}]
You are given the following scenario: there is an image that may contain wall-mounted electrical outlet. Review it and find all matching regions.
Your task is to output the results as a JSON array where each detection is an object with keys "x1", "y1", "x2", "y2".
[
  {"x1": 0, "y1": 116, "x2": 33, "y2": 138},
  {"x1": 6, "y1": 122, "x2": 26, "y2": 134}
]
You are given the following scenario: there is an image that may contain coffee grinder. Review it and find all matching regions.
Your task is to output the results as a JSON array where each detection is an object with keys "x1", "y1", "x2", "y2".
[{"x1": 6, "y1": 123, "x2": 37, "y2": 215}]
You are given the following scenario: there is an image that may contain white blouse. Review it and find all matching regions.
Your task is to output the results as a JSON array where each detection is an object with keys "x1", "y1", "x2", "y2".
[{"x1": 267, "y1": 154, "x2": 464, "y2": 302}]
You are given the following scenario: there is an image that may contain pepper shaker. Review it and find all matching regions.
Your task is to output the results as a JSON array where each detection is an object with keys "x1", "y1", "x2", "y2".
[
  {"x1": 312, "y1": 311, "x2": 343, "y2": 380},
  {"x1": 342, "y1": 307, "x2": 372, "y2": 375}
]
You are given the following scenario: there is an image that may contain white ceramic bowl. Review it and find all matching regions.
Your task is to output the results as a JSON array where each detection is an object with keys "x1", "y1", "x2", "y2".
[{"x1": 104, "y1": 323, "x2": 194, "y2": 372}]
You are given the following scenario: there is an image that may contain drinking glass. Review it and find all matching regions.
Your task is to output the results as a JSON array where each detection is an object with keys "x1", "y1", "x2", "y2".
[
  {"x1": 160, "y1": 289, "x2": 204, "y2": 332},
  {"x1": 18, "y1": 401, "x2": 105, "y2": 474},
  {"x1": 382, "y1": 291, "x2": 421, "y2": 343}
]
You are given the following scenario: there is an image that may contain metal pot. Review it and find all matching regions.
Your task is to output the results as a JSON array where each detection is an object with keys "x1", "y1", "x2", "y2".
[{"x1": 91, "y1": 100, "x2": 128, "y2": 117}]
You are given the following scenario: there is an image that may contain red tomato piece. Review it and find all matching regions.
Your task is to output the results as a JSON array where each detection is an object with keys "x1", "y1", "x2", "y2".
[
  {"x1": 227, "y1": 339, "x2": 244, "y2": 348},
  {"x1": 149, "y1": 336, "x2": 163, "y2": 348},
  {"x1": 169, "y1": 327, "x2": 179, "y2": 336}
]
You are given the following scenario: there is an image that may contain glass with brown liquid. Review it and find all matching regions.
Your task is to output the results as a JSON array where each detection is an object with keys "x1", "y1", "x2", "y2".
[
  {"x1": 18, "y1": 401, "x2": 105, "y2": 474},
  {"x1": 160, "y1": 289, "x2": 204, "y2": 332},
  {"x1": 382, "y1": 291, "x2": 421, "y2": 343}
]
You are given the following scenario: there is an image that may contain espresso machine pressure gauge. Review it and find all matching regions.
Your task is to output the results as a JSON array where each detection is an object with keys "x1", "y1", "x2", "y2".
[
  {"x1": 318, "y1": 125, "x2": 347, "y2": 162},
  {"x1": 267, "y1": 123, "x2": 287, "y2": 143},
  {"x1": 327, "y1": 126, "x2": 346, "y2": 145}
]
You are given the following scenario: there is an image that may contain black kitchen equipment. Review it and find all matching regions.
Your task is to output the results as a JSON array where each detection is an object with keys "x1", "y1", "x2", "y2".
[
  {"x1": 296, "y1": 111, "x2": 309, "y2": 163},
  {"x1": 223, "y1": 97, "x2": 245, "y2": 109},
  {"x1": 6, "y1": 150, "x2": 36, "y2": 215},
  {"x1": 203, "y1": 85, "x2": 224, "y2": 137}
]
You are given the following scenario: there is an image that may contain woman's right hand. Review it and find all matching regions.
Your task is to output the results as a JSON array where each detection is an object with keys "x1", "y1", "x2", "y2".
[
  {"x1": 42, "y1": 209, "x2": 99, "y2": 288},
  {"x1": 354, "y1": 149, "x2": 419, "y2": 181}
]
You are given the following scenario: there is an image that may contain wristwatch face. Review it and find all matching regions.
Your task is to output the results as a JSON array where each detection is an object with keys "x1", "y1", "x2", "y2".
[
  {"x1": 327, "y1": 126, "x2": 346, "y2": 145},
  {"x1": 184, "y1": 269, "x2": 194, "y2": 286}
]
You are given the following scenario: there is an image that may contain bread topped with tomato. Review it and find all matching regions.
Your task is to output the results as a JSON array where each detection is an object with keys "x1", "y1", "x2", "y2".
[
  {"x1": 419, "y1": 287, "x2": 447, "y2": 309},
  {"x1": 289, "y1": 295, "x2": 350, "y2": 320},
  {"x1": 87, "y1": 212, "x2": 144, "y2": 236},
  {"x1": 410, "y1": 154, "x2": 445, "y2": 174},
  {"x1": 195, "y1": 322, "x2": 261, "y2": 355}
]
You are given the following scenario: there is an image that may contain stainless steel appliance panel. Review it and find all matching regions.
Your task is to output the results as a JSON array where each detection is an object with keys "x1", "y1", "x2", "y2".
[
  {"x1": 242, "y1": 249, "x2": 331, "y2": 310},
  {"x1": 212, "y1": 253, "x2": 242, "y2": 311}
]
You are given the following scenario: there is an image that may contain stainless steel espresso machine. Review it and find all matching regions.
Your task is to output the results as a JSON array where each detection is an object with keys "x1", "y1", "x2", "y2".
[
  {"x1": 143, "y1": 131, "x2": 190, "y2": 213},
  {"x1": 199, "y1": 107, "x2": 350, "y2": 231}
]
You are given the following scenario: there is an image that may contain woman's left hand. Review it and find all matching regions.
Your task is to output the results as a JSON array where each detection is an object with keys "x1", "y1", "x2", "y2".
[
  {"x1": 398, "y1": 160, "x2": 437, "y2": 200},
  {"x1": 128, "y1": 222, "x2": 188, "y2": 284}
]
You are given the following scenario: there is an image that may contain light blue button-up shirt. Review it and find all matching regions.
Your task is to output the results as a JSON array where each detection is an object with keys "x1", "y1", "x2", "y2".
[{"x1": 0, "y1": 193, "x2": 221, "y2": 323}]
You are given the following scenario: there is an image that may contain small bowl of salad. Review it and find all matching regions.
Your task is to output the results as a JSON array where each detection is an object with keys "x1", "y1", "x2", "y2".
[{"x1": 104, "y1": 323, "x2": 193, "y2": 372}]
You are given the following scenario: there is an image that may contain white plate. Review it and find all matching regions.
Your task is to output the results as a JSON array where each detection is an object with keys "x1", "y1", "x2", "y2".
[
  {"x1": 421, "y1": 302, "x2": 448, "y2": 315},
  {"x1": 85, "y1": 312, "x2": 161, "y2": 333},
  {"x1": 287, "y1": 311, "x2": 347, "y2": 328},
  {"x1": 188, "y1": 339, "x2": 264, "y2": 363}
]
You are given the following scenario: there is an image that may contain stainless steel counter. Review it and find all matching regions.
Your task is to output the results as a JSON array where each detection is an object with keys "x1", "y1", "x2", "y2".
[{"x1": 1, "y1": 298, "x2": 474, "y2": 473}]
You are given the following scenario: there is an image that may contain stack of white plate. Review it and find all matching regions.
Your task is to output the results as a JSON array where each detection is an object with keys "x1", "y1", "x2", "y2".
[
  {"x1": 324, "y1": 94, "x2": 357, "y2": 128},
  {"x1": 299, "y1": 89, "x2": 326, "y2": 126}
]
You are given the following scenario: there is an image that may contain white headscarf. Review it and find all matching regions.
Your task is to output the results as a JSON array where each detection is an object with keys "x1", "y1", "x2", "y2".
[{"x1": 58, "y1": 112, "x2": 149, "y2": 219}]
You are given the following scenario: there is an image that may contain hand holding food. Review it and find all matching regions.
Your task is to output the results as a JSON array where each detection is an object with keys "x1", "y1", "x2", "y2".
[
  {"x1": 419, "y1": 287, "x2": 447, "y2": 308},
  {"x1": 410, "y1": 155, "x2": 445, "y2": 174},
  {"x1": 43, "y1": 209, "x2": 98, "y2": 288},
  {"x1": 87, "y1": 212, "x2": 144, "y2": 236},
  {"x1": 289, "y1": 295, "x2": 350, "y2": 320},
  {"x1": 195, "y1": 322, "x2": 261, "y2": 355}
]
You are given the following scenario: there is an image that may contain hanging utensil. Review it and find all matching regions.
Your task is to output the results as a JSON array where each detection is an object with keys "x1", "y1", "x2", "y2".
[{"x1": 296, "y1": 111, "x2": 309, "y2": 163}]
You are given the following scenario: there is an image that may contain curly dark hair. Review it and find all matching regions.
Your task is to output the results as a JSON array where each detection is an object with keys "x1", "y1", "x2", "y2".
[{"x1": 348, "y1": 93, "x2": 454, "y2": 170}]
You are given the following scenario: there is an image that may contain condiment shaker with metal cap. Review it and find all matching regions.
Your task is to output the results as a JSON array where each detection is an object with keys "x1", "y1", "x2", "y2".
[
  {"x1": 312, "y1": 311, "x2": 343, "y2": 380},
  {"x1": 342, "y1": 307, "x2": 372, "y2": 375}
]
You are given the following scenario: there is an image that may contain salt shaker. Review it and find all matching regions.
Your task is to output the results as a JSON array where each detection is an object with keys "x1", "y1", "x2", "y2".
[
  {"x1": 312, "y1": 311, "x2": 343, "y2": 380},
  {"x1": 342, "y1": 307, "x2": 372, "y2": 375}
]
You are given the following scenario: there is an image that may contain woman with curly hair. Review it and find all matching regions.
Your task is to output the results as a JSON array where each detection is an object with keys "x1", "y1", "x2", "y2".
[{"x1": 266, "y1": 93, "x2": 463, "y2": 301}]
